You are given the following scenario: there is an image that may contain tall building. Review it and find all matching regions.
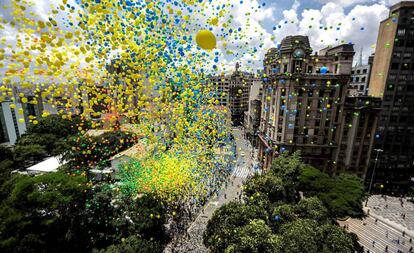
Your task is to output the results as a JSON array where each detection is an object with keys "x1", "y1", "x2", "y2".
[
  {"x1": 349, "y1": 48, "x2": 370, "y2": 96},
  {"x1": 258, "y1": 35, "x2": 355, "y2": 171},
  {"x1": 258, "y1": 36, "x2": 382, "y2": 178},
  {"x1": 368, "y1": 1, "x2": 414, "y2": 194},
  {"x1": 243, "y1": 78, "x2": 262, "y2": 147},
  {"x1": 211, "y1": 63, "x2": 253, "y2": 126}
]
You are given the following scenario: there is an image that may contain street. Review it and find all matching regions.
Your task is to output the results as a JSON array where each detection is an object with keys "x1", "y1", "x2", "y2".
[{"x1": 165, "y1": 127, "x2": 254, "y2": 252}]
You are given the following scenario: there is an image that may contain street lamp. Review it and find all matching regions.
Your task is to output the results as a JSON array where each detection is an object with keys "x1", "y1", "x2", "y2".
[{"x1": 365, "y1": 148, "x2": 384, "y2": 207}]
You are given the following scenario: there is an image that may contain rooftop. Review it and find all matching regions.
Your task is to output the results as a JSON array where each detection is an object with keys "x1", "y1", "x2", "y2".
[{"x1": 26, "y1": 156, "x2": 67, "y2": 174}]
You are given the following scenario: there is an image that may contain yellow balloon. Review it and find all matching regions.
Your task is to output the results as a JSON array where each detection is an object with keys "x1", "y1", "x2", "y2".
[{"x1": 196, "y1": 30, "x2": 216, "y2": 50}]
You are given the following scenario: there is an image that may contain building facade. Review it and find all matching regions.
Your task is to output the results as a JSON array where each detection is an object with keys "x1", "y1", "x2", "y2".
[
  {"x1": 211, "y1": 63, "x2": 253, "y2": 126},
  {"x1": 243, "y1": 78, "x2": 262, "y2": 147},
  {"x1": 368, "y1": 1, "x2": 414, "y2": 194},
  {"x1": 257, "y1": 35, "x2": 382, "y2": 179},
  {"x1": 349, "y1": 50, "x2": 370, "y2": 96},
  {"x1": 258, "y1": 35, "x2": 355, "y2": 171}
]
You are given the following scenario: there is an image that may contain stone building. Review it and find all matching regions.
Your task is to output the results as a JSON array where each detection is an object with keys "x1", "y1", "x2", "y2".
[{"x1": 258, "y1": 35, "x2": 381, "y2": 178}]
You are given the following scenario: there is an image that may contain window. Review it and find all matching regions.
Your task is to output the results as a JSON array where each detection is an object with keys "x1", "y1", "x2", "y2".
[
  {"x1": 398, "y1": 28, "x2": 406, "y2": 36},
  {"x1": 363, "y1": 69, "x2": 367, "y2": 74},
  {"x1": 391, "y1": 62, "x2": 400, "y2": 70},
  {"x1": 361, "y1": 77, "x2": 366, "y2": 82},
  {"x1": 356, "y1": 69, "x2": 361, "y2": 74},
  {"x1": 396, "y1": 39, "x2": 405, "y2": 47},
  {"x1": 407, "y1": 40, "x2": 414, "y2": 47},
  {"x1": 355, "y1": 77, "x2": 360, "y2": 82}
]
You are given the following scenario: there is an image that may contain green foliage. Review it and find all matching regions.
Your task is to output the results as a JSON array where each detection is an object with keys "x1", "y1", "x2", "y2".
[
  {"x1": 298, "y1": 165, "x2": 333, "y2": 194},
  {"x1": 279, "y1": 219, "x2": 320, "y2": 253},
  {"x1": 0, "y1": 146, "x2": 15, "y2": 187},
  {"x1": 318, "y1": 224, "x2": 354, "y2": 253},
  {"x1": 294, "y1": 197, "x2": 328, "y2": 222},
  {"x1": 270, "y1": 151, "x2": 302, "y2": 183},
  {"x1": 244, "y1": 174, "x2": 290, "y2": 203},
  {"x1": 26, "y1": 114, "x2": 84, "y2": 138},
  {"x1": 10, "y1": 115, "x2": 85, "y2": 168},
  {"x1": 0, "y1": 174, "x2": 170, "y2": 253},
  {"x1": 0, "y1": 172, "x2": 90, "y2": 253},
  {"x1": 13, "y1": 144, "x2": 48, "y2": 167},
  {"x1": 318, "y1": 174, "x2": 366, "y2": 219},
  {"x1": 299, "y1": 166, "x2": 366, "y2": 219},
  {"x1": 94, "y1": 236, "x2": 164, "y2": 253},
  {"x1": 224, "y1": 219, "x2": 282, "y2": 253},
  {"x1": 205, "y1": 154, "x2": 363, "y2": 253},
  {"x1": 203, "y1": 202, "x2": 268, "y2": 253},
  {"x1": 65, "y1": 130, "x2": 137, "y2": 171}
]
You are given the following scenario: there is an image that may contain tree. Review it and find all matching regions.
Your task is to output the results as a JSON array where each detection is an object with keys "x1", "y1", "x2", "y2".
[
  {"x1": 26, "y1": 114, "x2": 85, "y2": 138},
  {"x1": 13, "y1": 144, "x2": 47, "y2": 167},
  {"x1": 0, "y1": 146, "x2": 15, "y2": 187},
  {"x1": 318, "y1": 224, "x2": 354, "y2": 253},
  {"x1": 65, "y1": 131, "x2": 137, "y2": 171},
  {"x1": 203, "y1": 202, "x2": 268, "y2": 253},
  {"x1": 0, "y1": 172, "x2": 90, "y2": 253},
  {"x1": 270, "y1": 151, "x2": 302, "y2": 183},
  {"x1": 279, "y1": 219, "x2": 320, "y2": 253},
  {"x1": 294, "y1": 197, "x2": 328, "y2": 223},
  {"x1": 224, "y1": 219, "x2": 281, "y2": 253},
  {"x1": 94, "y1": 236, "x2": 164, "y2": 253},
  {"x1": 318, "y1": 174, "x2": 365, "y2": 219},
  {"x1": 244, "y1": 174, "x2": 290, "y2": 204},
  {"x1": 298, "y1": 165, "x2": 334, "y2": 194}
]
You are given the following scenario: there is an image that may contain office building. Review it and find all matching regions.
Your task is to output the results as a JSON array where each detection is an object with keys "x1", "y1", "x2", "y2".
[
  {"x1": 368, "y1": 1, "x2": 414, "y2": 194},
  {"x1": 211, "y1": 63, "x2": 254, "y2": 126},
  {"x1": 349, "y1": 49, "x2": 370, "y2": 96}
]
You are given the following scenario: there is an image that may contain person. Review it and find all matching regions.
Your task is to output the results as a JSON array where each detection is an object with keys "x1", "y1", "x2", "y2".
[
  {"x1": 409, "y1": 246, "x2": 413, "y2": 252},
  {"x1": 372, "y1": 240, "x2": 375, "y2": 247},
  {"x1": 403, "y1": 231, "x2": 406, "y2": 237},
  {"x1": 385, "y1": 245, "x2": 388, "y2": 252},
  {"x1": 385, "y1": 230, "x2": 389, "y2": 238}
]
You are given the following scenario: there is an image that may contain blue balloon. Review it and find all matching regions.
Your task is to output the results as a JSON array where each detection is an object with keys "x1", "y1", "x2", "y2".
[{"x1": 320, "y1": 66, "x2": 329, "y2": 74}]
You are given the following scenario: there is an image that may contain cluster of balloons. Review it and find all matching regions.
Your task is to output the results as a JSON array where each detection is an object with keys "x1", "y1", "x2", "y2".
[{"x1": 0, "y1": 0, "x2": 254, "y2": 205}]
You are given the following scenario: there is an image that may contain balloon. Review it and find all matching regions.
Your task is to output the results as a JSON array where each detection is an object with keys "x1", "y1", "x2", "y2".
[
  {"x1": 196, "y1": 30, "x2": 216, "y2": 50},
  {"x1": 320, "y1": 66, "x2": 329, "y2": 74}
]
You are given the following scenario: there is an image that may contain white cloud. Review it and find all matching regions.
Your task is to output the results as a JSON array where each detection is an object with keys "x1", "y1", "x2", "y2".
[
  {"x1": 272, "y1": 2, "x2": 389, "y2": 65},
  {"x1": 313, "y1": 0, "x2": 375, "y2": 7}
]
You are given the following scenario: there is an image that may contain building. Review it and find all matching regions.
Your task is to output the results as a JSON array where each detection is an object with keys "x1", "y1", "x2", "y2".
[
  {"x1": 211, "y1": 63, "x2": 254, "y2": 126},
  {"x1": 368, "y1": 1, "x2": 414, "y2": 194},
  {"x1": 243, "y1": 78, "x2": 262, "y2": 147},
  {"x1": 349, "y1": 49, "x2": 371, "y2": 96},
  {"x1": 333, "y1": 96, "x2": 382, "y2": 178},
  {"x1": 0, "y1": 101, "x2": 27, "y2": 144},
  {"x1": 258, "y1": 35, "x2": 357, "y2": 173}
]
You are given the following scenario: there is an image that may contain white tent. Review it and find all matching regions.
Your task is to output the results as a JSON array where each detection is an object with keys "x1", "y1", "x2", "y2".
[{"x1": 26, "y1": 156, "x2": 67, "y2": 174}]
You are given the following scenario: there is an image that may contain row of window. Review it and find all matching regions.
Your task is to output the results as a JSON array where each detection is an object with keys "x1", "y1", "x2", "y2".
[{"x1": 351, "y1": 68, "x2": 368, "y2": 75}]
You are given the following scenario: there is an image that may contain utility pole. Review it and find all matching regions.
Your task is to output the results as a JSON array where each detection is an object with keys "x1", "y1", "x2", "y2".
[{"x1": 365, "y1": 149, "x2": 384, "y2": 207}]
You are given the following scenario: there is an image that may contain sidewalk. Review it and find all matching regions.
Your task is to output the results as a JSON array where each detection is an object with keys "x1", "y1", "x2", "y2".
[{"x1": 366, "y1": 195, "x2": 414, "y2": 238}]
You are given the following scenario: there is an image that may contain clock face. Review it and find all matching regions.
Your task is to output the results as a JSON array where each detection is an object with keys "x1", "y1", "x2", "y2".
[{"x1": 293, "y1": 49, "x2": 305, "y2": 59}]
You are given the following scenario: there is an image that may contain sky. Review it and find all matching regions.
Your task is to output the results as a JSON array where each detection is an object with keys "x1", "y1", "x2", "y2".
[{"x1": 0, "y1": 0, "x2": 413, "y2": 73}]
